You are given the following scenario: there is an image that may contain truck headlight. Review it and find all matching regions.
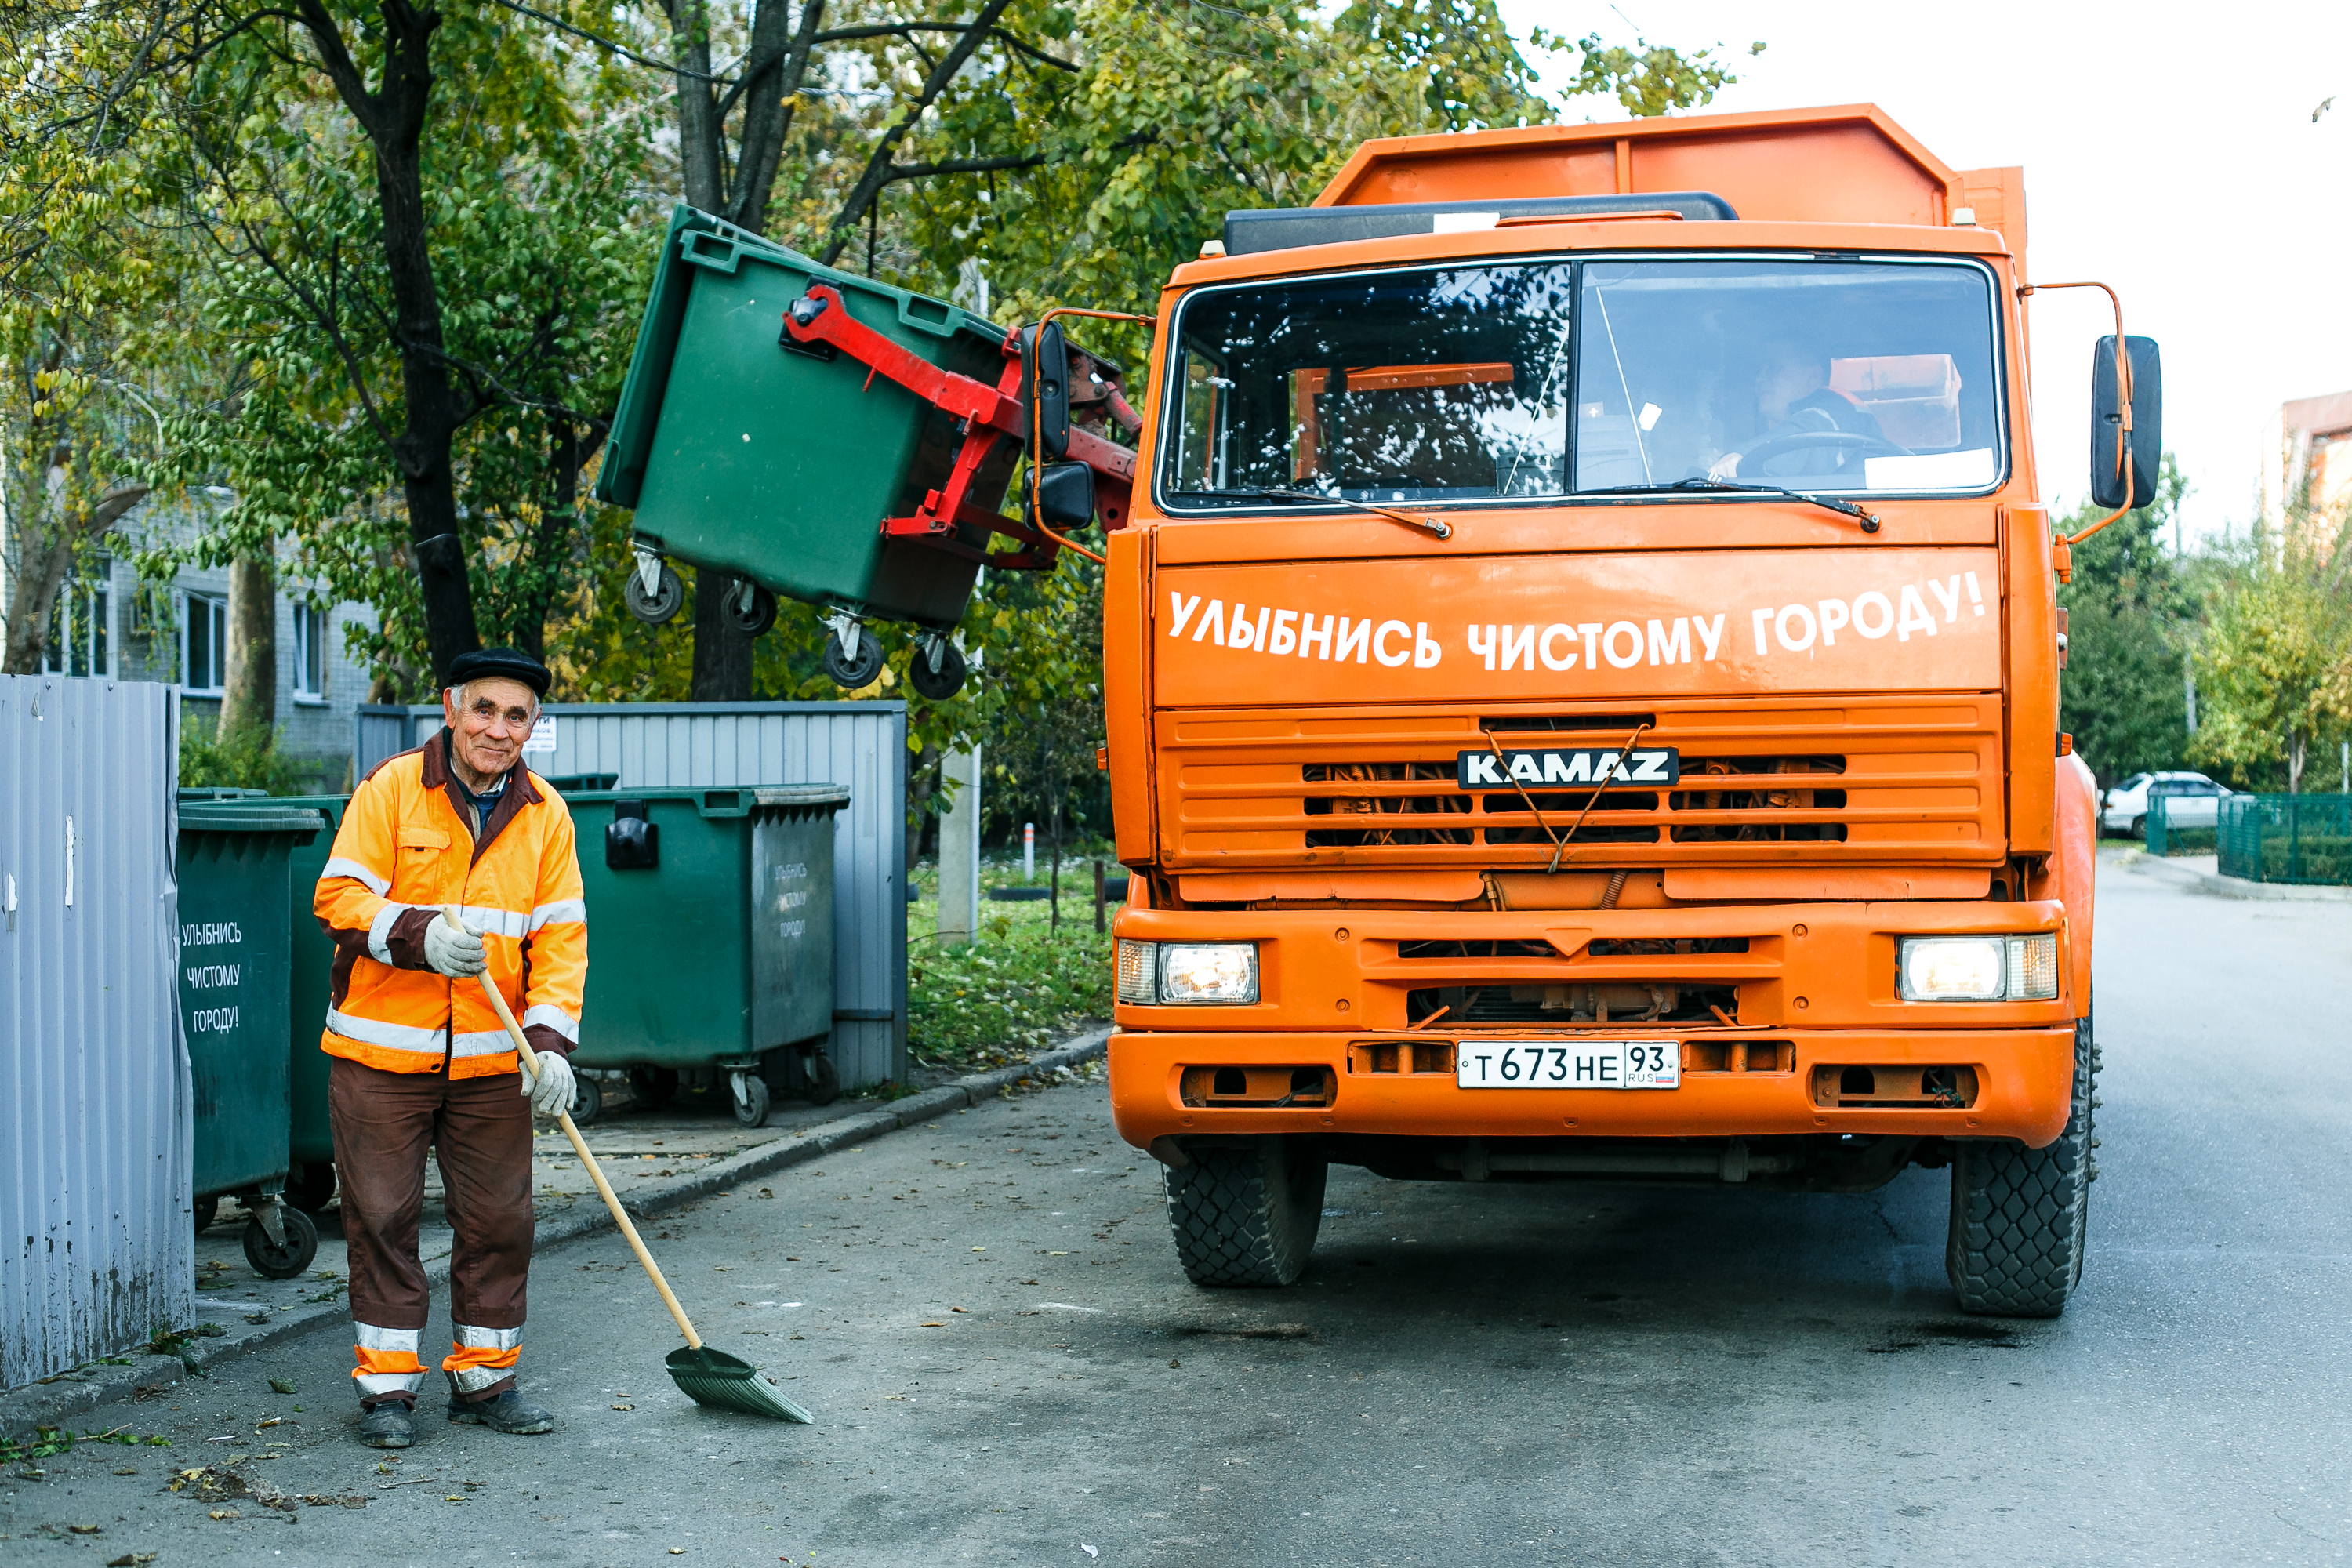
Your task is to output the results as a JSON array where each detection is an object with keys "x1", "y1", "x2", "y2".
[
  {"x1": 1156, "y1": 942, "x2": 1260, "y2": 1005},
  {"x1": 1896, "y1": 935, "x2": 2059, "y2": 1001}
]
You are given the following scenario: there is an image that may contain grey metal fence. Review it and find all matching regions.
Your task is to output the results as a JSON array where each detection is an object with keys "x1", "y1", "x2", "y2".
[
  {"x1": 2, "y1": 677, "x2": 192, "y2": 1390},
  {"x1": 355, "y1": 702, "x2": 908, "y2": 1087}
]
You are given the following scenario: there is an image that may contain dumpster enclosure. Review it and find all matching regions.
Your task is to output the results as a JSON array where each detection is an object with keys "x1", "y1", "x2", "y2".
[
  {"x1": 2, "y1": 677, "x2": 191, "y2": 1389},
  {"x1": 2216, "y1": 794, "x2": 2352, "y2": 886}
]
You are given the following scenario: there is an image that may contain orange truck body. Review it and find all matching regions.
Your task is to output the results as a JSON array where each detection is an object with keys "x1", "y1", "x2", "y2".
[{"x1": 1102, "y1": 107, "x2": 2096, "y2": 1192}]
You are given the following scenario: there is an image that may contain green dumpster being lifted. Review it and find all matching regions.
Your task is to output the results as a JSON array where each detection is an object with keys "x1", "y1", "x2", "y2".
[
  {"x1": 177, "y1": 801, "x2": 325, "y2": 1279},
  {"x1": 592, "y1": 205, "x2": 1140, "y2": 700}
]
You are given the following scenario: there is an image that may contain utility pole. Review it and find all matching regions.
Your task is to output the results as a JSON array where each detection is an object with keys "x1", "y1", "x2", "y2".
[{"x1": 936, "y1": 749, "x2": 982, "y2": 947}]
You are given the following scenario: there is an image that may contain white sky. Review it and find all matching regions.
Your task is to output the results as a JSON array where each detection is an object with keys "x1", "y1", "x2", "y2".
[{"x1": 1502, "y1": 0, "x2": 2352, "y2": 540}]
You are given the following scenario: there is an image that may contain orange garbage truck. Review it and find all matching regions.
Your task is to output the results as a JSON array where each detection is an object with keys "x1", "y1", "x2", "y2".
[{"x1": 1098, "y1": 104, "x2": 2160, "y2": 1317}]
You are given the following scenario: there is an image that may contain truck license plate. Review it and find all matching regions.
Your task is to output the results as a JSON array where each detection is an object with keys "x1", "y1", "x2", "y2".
[{"x1": 1454, "y1": 1040, "x2": 1681, "y2": 1090}]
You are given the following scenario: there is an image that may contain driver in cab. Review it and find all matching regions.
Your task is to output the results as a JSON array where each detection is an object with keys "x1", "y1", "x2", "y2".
[{"x1": 1708, "y1": 341, "x2": 1884, "y2": 480}]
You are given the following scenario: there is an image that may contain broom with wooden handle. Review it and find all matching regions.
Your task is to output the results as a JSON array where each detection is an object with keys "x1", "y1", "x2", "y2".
[{"x1": 442, "y1": 909, "x2": 810, "y2": 1422}]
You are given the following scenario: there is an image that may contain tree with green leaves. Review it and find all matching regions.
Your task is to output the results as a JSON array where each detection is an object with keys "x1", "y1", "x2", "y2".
[
  {"x1": 2056, "y1": 454, "x2": 2195, "y2": 789},
  {"x1": 2190, "y1": 496, "x2": 2352, "y2": 794}
]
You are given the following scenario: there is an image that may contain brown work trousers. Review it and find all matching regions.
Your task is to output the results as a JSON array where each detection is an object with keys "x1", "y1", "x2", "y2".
[{"x1": 329, "y1": 1054, "x2": 533, "y2": 1404}]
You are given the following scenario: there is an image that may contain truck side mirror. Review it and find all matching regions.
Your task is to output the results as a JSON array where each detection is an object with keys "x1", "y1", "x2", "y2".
[
  {"x1": 1024, "y1": 460, "x2": 1095, "y2": 532},
  {"x1": 1022, "y1": 322, "x2": 1070, "y2": 461},
  {"x1": 2089, "y1": 335, "x2": 2161, "y2": 510}
]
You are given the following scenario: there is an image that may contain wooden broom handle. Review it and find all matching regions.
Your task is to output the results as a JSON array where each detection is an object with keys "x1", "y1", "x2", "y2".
[{"x1": 444, "y1": 908, "x2": 702, "y2": 1350}]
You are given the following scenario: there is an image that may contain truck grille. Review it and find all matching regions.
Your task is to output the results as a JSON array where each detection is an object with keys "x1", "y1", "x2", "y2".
[{"x1": 1160, "y1": 695, "x2": 1999, "y2": 870}]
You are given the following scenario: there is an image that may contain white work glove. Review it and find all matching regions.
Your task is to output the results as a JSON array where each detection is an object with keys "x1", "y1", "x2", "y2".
[
  {"x1": 522, "y1": 1048, "x2": 577, "y2": 1119},
  {"x1": 424, "y1": 912, "x2": 487, "y2": 978}
]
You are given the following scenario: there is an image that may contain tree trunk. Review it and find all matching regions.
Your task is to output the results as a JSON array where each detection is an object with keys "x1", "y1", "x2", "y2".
[
  {"x1": 2288, "y1": 732, "x2": 2305, "y2": 795},
  {"x1": 220, "y1": 554, "x2": 278, "y2": 742},
  {"x1": 292, "y1": 0, "x2": 481, "y2": 683},
  {"x1": 0, "y1": 474, "x2": 149, "y2": 674},
  {"x1": 688, "y1": 570, "x2": 754, "y2": 699}
]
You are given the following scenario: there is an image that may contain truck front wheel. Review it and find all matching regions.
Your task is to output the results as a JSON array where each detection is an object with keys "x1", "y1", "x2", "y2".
[
  {"x1": 1946, "y1": 1018, "x2": 2094, "y2": 1316},
  {"x1": 1165, "y1": 1136, "x2": 1327, "y2": 1287}
]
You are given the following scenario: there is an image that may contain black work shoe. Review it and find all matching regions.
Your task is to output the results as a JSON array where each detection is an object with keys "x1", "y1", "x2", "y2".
[
  {"x1": 358, "y1": 1403, "x2": 416, "y2": 1448},
  {"x1": 447, "y1": 1390, "x2": 554, "y2": 1434}
]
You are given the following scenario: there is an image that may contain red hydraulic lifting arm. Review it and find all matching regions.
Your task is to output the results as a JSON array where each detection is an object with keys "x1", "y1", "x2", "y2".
[{"x1": 779, "y1": 285, "x2": 1135, "y2": 569}]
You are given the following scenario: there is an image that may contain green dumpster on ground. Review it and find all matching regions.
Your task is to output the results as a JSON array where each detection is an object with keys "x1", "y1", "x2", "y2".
[
  {"x1": 593, "y1": 205, "x2": 1011, "y2": 633},
  {"x1": 176, "y1": 800, "x2": 325, "y2": 1279},
  {"x1": 568, "y1": 785, "x2": 851, "y2": 1127}
]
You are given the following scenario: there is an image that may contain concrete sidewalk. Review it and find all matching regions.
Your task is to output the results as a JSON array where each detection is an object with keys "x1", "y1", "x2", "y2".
[
  {"x1": 2103, "y1": 844, "x2": 2352, "y2": 902},
  {"x1": 1, "y1": 1028, "x2": 1110, "y2": 1444}
]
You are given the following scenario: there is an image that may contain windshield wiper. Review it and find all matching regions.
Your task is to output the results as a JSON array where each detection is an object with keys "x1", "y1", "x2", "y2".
[
  {"x1": 1246, "y1": 487, "x2": 1453, "y2": 540},
  {"x1": 1584, "y1": 477, "x2": 1882, "y2": 533}
]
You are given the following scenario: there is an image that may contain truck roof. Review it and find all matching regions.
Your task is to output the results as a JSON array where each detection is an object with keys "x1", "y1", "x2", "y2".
[{"x1": 1188, "y1": 104, "x2": 2027, "y2": 282}]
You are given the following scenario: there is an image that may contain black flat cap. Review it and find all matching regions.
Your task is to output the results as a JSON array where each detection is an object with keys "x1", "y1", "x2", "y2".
[{"x1": 446, "y1": 646, "x2": 551, "y2": 697}]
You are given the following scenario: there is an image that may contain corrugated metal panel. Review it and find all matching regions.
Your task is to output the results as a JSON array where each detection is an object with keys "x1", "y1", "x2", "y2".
[
  {"x1": 1, "y1": 677, "x2": 192, "y2": 1389},
  {"x1": 354, "y1": 702, "x2": 908, "y2": 1089}
]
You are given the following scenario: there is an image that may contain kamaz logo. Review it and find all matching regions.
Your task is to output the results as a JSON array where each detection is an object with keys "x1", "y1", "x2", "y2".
[{"x1": 1457, "y1": 748, "x2": 1681, "y2": 789}]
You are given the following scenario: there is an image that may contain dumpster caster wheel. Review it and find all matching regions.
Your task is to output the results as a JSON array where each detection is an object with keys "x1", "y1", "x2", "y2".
[
  {"x1": 245, "y1": 1207, "x2": 319, "y2": 1280},
  {"x1": 804, "y1": 1053, "x2": 840, "y2": 1107},
  {"x1": 908, "y1": 637, "x2": 967, "y2": 701},
  {"x1": 722, "y1": 579, "x2": 777, "y2": 637},
  {"x1": 629, "y1": 1066, "x2": 679, "y2": 1109},
  {"x1": 285, "y1": 1162, "x2": 336, "y2": 1214},
  {"x1": 822, "y1": 626, "x2": 883, "y2": 689},
  {"x1": 194, "y1": 1196, "x2": 218, "y2": 1235},
  {"x1": 571, "y1": 1072, "x2": 604, "y2": 1126},
  {"x1": 731, "y1": 1071, "x2": 771, "y2": 1128},
  {"x1": 625, "y1": 561, "x2": 685, "y2": 625}
]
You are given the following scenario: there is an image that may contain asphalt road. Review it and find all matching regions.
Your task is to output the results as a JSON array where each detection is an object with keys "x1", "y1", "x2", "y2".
[{"x1": 8, "y1": 855, "x2": 2351, "y2": 1567}]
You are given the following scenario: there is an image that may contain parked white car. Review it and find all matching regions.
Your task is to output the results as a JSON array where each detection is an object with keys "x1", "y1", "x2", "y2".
[{"x1": 2101, "y1": 771, "x2": 2232, "y2": 837}]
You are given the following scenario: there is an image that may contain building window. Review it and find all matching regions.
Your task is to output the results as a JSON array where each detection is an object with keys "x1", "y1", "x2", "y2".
[
  {"x1": 183, "y1": 591, "x2": 227, "y2": 693},
  {"x1": 292, "y1": 603, "x2": 328, "y2": 701},
  {"x1": 42, "y1": 568, "x2": 111, "y2": 677}
]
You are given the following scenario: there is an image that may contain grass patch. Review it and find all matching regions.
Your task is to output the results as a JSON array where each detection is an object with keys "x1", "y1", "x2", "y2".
[{"x1": 906, "y1": 850, "x2": 1116, "y2": 1076}]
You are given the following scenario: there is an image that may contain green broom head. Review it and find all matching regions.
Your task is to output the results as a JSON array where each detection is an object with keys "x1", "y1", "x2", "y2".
[{"x1": 665, "y1": 1345, "x2": 812, "y2": 1423}]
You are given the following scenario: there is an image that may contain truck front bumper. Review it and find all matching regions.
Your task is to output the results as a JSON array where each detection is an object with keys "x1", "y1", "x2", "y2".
[
  {"x1": 1109, "y1": 897, "x2": 2078, "y2": 1149},
  {"x1": 1107, "y1": 1024, "x2": 2078, "y2": 1149}
]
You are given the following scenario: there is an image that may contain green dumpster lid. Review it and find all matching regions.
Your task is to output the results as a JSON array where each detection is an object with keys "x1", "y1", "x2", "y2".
[
  {"x1": 180, "y1": 804, "x2": 328, "y2": 837},
  {"x1": 750, "y1": 785, "x2": 851, "y2": 811},
  {"x1": 178, "y1": 786, "x2": 270, "y2": 800}
]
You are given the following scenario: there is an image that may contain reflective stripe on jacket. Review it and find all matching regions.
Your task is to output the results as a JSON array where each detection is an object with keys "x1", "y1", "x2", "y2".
[{"x1": 314, "y1": 737, "x2": 587, "y2": 1077}]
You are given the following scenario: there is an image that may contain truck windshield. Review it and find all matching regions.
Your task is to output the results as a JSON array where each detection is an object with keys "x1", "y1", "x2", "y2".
[{"x1": 1160, "y1": 256, "x2": 2002, "y2": 509}]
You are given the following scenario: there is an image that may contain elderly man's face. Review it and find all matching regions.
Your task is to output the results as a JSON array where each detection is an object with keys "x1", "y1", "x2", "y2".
[{"x1": 444, "y1": 676, "x2": 538, "y2": 783}]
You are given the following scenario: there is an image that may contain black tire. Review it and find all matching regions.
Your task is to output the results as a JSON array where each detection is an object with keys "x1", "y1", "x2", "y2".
[
  {"x1": 720, "y1": 579, "x2": 777, "y2": 637},
  {"x1": 906, "y1": 639, "x2": 968, "y2": 702},
  {"x1": 193, "y1": 1195, "x2": 218, "y2": 1235},
  {"x1": 820, "y1": 626, "x2": 884, "y2": 689},
  {"x1": 2129, "y1": 815, "x2": 2145, "y2": 840},
  {"x1": 629, "y1": 1066, "x2": 679, "y2": 1109},
  {"x1": 285, "y1": 1162, "x2": 336, "y2": 1214},
  {"x1": 1947, "y1": 1016, "x2": 2093, "y2": 1317},
  {"x1": 570, "y1": 1072, "x2": 605, "y2": 1126},
  {"x1": 245, "y1": 1207, "x2": 320, "y2": 1280},
  {"x1": 804, "y1": 1052, "x2": 840, "y2": 1107},
  {"x1": 624, "y1": 561, "x2": 685, "y2": 625},
  {"x1": 1165, "y1": 1136, "x2": 1327, "y2": 1287},
  {"x1": 731, "y1": 1073, "x2": 771, "y2": 1128}
]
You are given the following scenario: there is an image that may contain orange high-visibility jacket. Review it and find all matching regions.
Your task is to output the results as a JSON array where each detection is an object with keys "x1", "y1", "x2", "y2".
[{"x1": 314, "y1": 738, "x2": 587, "y2": 1076}]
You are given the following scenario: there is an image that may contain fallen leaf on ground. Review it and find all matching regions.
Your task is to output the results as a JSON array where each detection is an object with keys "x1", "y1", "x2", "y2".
[
  {"x1": 919, "y1": 1322, "x2": 946, "y2": 1328},
  {"x1": 269, "y1": 1378, "x2": 297, "y2": 1395},
  {"x1": 107, "y1": 1553, "x2": 158, "y2": 1566},
  {"x1": 114, "y1": 1467, "x2": 139, "y2": 1475},
  {"x1": 300, "y1": 1494, "x2": 369, "y2": 1508},
  {"x1": 69, "y1": 1523, "x2": 102, "y2": 1534},
  {"x1": 951, "y1": 1306, "x2": 970, "y2": 1313},
  {"x1": 209, "y1": 1508, "x2": 238, "y2": 1520},
  {"x1": 612, "y1": 1403, "x2": 634, "y2": 1411}
]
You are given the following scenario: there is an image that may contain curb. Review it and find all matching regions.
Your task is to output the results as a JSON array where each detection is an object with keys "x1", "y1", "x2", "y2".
[
  {"x1": 2112, "y1": 848, "x2": 2352, "y2": 903},
  {"x1": 0, "y1": 1028, "x2": 1111, "y2": 1444}
]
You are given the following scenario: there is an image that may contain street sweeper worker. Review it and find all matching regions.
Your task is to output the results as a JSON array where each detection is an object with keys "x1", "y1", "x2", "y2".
[{"x1": 311, "y1": 646, "x2": 586, "y2": 1450}]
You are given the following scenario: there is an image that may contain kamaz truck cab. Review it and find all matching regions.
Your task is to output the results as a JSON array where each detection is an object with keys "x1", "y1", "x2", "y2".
[{"x1": 1102, "y1": 105, "x2": 2157, "y2": 1318}]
